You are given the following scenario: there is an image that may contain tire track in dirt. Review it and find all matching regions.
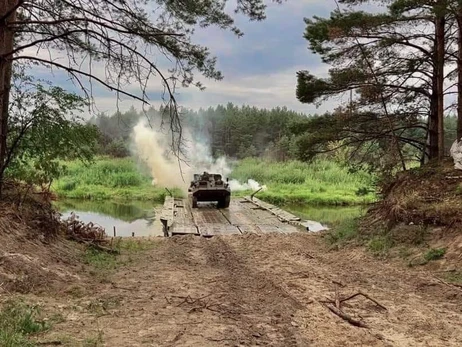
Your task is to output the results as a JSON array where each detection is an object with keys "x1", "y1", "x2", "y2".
[
  {"x1": 32, "y1": 233, "x2": 462, "y2": 347},
  {"x1": 200, "y1": 236, "x2": 311, "y2": 347}
]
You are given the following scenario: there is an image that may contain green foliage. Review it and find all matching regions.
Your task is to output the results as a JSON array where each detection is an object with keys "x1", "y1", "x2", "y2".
[
  {"x1": 52, "y1": 157, "x2": 182, "y2": 201},
  {"x1": 83, "y1": 331, "x2": 104, "y2": 347},
  {"x1": 444, "y1": 271, "x2": 462, "y2": 284},
  {"x1": 84, "y1": 247, "x2": 120, "y2": 271},
  {"x1": 367, "y1": 235, "x2": 394, "y2": 257},
  {"x1": 424, "y1": 248, "x2": 446, "y2": 262},
  {"x1": 325, "y1": 218, "x2": 360, "y2": 244},
  {"x1": 91, "y1": 103, "x2": 310, "y2": 162},
  {"x1": 230, "y1": 158, "x2": 375, "y2": 205},
  {"x1": 0, "y1": 300, "x2": 49, "y2": 347},
  {"x1": 4, "y1": 69, "x2": 98, "y2": 187},
  {"x1": 295, "y1": 2, "x2": 442, "y2": 167}
]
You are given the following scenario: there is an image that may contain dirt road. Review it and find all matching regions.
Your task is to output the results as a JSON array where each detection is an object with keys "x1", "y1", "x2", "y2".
[{"x1": 37, "y1": 233, "x2": 462, "y2": 346}]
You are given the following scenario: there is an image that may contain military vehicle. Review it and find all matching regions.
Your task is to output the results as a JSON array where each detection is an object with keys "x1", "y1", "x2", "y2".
[{"x1": 188, "y1": 172, "x2": 231, "y2": 208}]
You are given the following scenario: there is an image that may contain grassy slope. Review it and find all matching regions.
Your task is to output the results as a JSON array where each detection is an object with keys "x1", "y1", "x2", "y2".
[
  {"x1": 54, "y1": 157, "x2": 376, "y2": 205},
  {"x1": 52, "y1": 157, "x2": 182, "y2": 202},
  {"x1": 230, "y1": 158, "x2": 376, "y2": 205}
]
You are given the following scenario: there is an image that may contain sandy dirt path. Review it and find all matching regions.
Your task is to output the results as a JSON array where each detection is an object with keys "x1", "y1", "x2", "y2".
[{"x1": 37, "y1": 233, "x2": 462, "y2": 346}]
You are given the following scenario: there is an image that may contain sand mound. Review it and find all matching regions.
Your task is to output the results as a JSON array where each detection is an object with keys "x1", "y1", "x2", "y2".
[
  {"x1": 365, "y1": 159, "x2": 462, "y2": 229},
  {"x1": 0, "y1": 182, "x2": 82, "y2": 294}
]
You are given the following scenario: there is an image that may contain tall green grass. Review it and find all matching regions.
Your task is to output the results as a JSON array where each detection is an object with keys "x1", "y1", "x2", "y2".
[
  {"x1": 53, "y1": 157, "x2": 182, "y2": 201},
  {"x1": 230, "y1": 158, "x2": 376, "y2": 205},
  {"x1": 54, "y1": 157, "x2": 375, "y2": 205}
]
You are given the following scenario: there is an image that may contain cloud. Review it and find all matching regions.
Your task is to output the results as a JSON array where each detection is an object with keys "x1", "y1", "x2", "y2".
[
  {"x1": 22, "y1": 0, "x2": 340, "y2": 117},
  {"x1": 172, "y1": 64, "x2": 331, "y2": 113}
]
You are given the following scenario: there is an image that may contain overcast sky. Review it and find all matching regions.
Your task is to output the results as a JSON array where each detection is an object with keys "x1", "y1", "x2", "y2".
[{"x1": 33, "y1": 1, "x2": 351, "y2": 117}]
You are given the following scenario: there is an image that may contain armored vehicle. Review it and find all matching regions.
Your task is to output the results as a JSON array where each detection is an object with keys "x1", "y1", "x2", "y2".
[{"x1": 188, "y1": 172, "x2": 231, "y2": 208}]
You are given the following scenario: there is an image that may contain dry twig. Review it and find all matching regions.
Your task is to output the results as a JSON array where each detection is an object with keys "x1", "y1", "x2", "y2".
[
  {"x1": 320, "y1": 286, "x2": 386, "y2": 328},
  {"x1": 322, "y1": 302, "x2": 368, "y2": 328}
]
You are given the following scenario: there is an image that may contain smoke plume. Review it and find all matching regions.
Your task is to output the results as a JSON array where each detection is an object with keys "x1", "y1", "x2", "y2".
[{"x1": 131, "y1": 119, "x2": 266, "y2": 193}]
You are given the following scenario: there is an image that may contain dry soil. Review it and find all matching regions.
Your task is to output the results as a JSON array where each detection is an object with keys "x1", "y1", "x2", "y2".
[{"x1": 22, "y1": 232, "x2": 462, "y2": 347}]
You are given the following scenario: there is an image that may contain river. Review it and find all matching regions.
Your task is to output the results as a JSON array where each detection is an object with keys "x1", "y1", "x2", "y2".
[{"x1": 54, "y1": 198, "x2": 366, "y2": 237}]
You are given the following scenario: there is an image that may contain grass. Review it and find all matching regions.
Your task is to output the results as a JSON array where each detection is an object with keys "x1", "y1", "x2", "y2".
[
  {"x1": 424, "y1": 248, "x2": 446, "y2": 261},
  {"x1": 52, "y1": 157, "x2": 182, "y2": 202},
  {"x1": 444, "y1": 271, "x2": 462, "y2": 284},
  {"x1": 407, "y1": 247, "x2": 447, "y2": 267},
  {"x1": 230, "y1": 158, "x2": 376, "y2": 206},
  {"x1": 83, "y1": 332, "x2": 104, "y2": 347},
  {"x1": 83, "y1": 238, "x2": 157, "y2": 278},
  {"x1": 325, "y1": 218, "x2": 360, "y2": 245},
  {"x1": 367, "y1": 235, "x2": 394, "y2": 257},
  {"x1": 0, "y1": 299, "x2": 49, "y2": 347},
  {"x1": 83, "y1": 246, "x2": 120, "y2": 271},
  {"x1": 325, "y1": 217, "x2": 393, "y2": 257},
  {"x1": 54, "y1": 332, "x2": 104, "y2": 347},
  {"x1": 54, "y1": 156, "x2": 375, "y2": 206}
]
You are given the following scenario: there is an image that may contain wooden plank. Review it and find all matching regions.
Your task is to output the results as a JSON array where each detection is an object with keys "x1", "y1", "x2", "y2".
[
  {"x1": 254, "y1": 224, "x2": 283, "y2": 234},
  {"x1": 159, "y1": 195, "x2": 328, "y2": 238},
  {"x1": 171, "y1": 224, "x2": 199, "y2": 236},
  {"x1": 236, "y1": 224, "x2": 265, "y2": 234},
  {"x1": 191, "y1": 207, "x2": 229, "y2": 225},
  {"x1": 197, "y1": 223, "x2": 241, "y2": 237}
]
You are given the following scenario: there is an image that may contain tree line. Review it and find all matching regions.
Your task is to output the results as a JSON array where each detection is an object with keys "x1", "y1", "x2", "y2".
[
  {"x1": 90, "y1": 103, "x2": 461, "y2": 169},
  {"x1": 90, "y1": 104, "x2": 307, "y2": 161}
]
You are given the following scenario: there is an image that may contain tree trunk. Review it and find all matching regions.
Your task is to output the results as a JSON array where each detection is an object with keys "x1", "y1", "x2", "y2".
[
  {"x1": 435, "y1": 7, "x2": 445, "y2": 160},
  {"x1": 457, "y1": 12, "x2": 462, "y2": 140},
  {"x1": 428, "y1": 60, "x2": 439, "y2": 160},
  {"x1": 0, "y1": 0, "x2": 17, "y2": 196}
]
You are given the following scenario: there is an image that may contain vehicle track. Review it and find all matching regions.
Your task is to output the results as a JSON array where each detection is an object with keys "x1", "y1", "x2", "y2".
[{"x1": 33, "y1": 233, "x2": 462, "y2": 346}]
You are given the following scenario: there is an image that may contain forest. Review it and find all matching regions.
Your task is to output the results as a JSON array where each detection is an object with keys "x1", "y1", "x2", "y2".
[{"x1": 90, "y1": 104, "x2": 462, "y2": 166}]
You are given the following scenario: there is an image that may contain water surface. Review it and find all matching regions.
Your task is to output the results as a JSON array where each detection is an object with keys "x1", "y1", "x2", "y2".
[
  {"x1": 54, "y1": 199, "x2": 163, "y2": 237},
  {"x1": 54, "y1": 199, "x2": 367, "y2": 237},
  {"x1": 283, "y1": 204, "x2": 367, "y2": 226}
]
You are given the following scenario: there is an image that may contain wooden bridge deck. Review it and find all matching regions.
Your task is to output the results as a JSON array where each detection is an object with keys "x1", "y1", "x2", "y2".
[{"x1": 159, "y1": 196, "x2": 326, "y2": 237}]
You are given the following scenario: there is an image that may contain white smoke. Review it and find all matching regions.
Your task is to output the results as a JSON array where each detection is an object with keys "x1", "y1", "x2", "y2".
[
  {"x1": 228, "y1": 179, "x2": 267, "y2": 192},
  {"x1": 131, "y1": 119, "x2": 266, "y2": 193}
]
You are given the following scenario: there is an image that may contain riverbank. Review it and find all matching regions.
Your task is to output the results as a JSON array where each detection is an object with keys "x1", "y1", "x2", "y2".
[
  {"x1": 230, "y1": 158, "x2": 375, "y2": 205},
  {"x1": 52, "y1": 157, "x2": 182, "y2": 202},
  {"x1": 53, "y1": 157, "x2": 376, "y2": 206}
]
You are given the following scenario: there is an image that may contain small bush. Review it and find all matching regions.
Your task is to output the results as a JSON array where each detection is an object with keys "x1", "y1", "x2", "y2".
[
  {"x1": 424, "y1": 248, "x2": 446, "y2": 262},
  {"x1": 59, "y1": 180, "x2": 76, "y2": 191}
]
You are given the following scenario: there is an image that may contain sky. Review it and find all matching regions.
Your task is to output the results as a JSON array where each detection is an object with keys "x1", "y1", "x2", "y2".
[{"x1": 30, "y1": 1, "x2": 349, "y2": 117}]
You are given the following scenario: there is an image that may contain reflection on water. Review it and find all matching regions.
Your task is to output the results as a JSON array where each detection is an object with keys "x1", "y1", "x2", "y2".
[
  {"x1": 54, "y1": 199, "x2": 368, "y2": 237},
  {"x1": 283, "y1": 204, "x2": 368, "y2": 226},
  {"x1": 54, "y1": 199, "x2": 163, "y2": 237}
]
